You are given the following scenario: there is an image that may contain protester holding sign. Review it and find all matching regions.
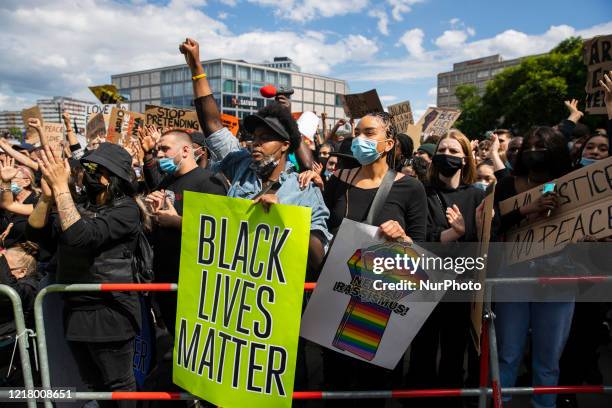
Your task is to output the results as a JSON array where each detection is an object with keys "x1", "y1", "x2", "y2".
[
  {"x1": 180, "y1": 37, "x2": 332, "y2": 276},
  {"x1": 493, "y1": 125, "x2": 576, "y2": 408},
  {"x1": 407, "y1": 129, "x2": 486, "y2": 407},
  {"x1": 143, "y1": 128, "x2": 227, "y2": 334},
  {"x1": 304, "y1": 112, "x2": 426, "y2": 408},
  {"x1": 26, "y1": 144, "x2": 143, "y2": 407}
]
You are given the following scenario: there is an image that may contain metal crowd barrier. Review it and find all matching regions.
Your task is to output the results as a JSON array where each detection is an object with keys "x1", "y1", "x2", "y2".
[
  {"x1": 0, "y1": 284, "x2": 36, "y2": 408},
  {"x1": 15, "y1": 276, "x2": 612, "y2": 407}
]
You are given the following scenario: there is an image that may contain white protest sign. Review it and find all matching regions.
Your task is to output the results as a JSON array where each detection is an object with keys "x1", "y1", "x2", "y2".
[{"x1": 300, "y1": 219, "x2": 453, "y2": 369}]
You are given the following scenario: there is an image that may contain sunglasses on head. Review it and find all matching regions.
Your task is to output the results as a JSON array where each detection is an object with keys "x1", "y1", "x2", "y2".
[{"x1": 82, "y1": 162, "x2": 101, "y2": 175}]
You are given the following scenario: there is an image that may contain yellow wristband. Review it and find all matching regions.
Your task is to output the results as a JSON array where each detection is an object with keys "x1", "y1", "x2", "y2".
[{"x1": 192, "y1": 73, "x2": 207, "y2": 81}]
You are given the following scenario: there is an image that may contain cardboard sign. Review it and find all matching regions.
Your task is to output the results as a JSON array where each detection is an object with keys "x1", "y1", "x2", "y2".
[
  {"x1": 86, "y1": 112, "x2": 107, "y2": 142},
  {"x1": 414, "y1": 107, "x2": 461, "y2": 141},
  {"x1": 583, "y1": 35, "x2": 612, "y2": 115},
  {"x1": 21, "y1": 105, "x2": 44, "y2": 145},
  {"x1": 89, "y1": 84, "x2": 127, "y2": 104},
  {"x1": 340, "y1": 89, "x2": 384, "y2": 119},
  {"x1": 42, "y1": 122, "x2": 65, "y2": 156},
  {"x1": 500, "y1": 156, "x2": 612, "y2": 264},
  {"x1": 144, "y1": 105, "x2": 200, "y2": 132},
  {"x1": 221, "y1": 113, "x2": 240, "y2": 136},
  {"x1": 86, "y1": 103, "x2": 128, "y2": 116},
  {"x1": 470, "y1": 183, "x2": 495, "y2": 353},
  {"x1": 499, "y1": 155, "x2": 612, "y2": 218},
  {"x1": 174, "y1": 192, "x2": 310, "y2": 408},
  {"x1": 403, "y1": 123, "x2": 422, "y2": 150},
  {"x1": 300, "y1": 219, "x2": 451, "y2": 369},
  {"x1": 107, "y1": 107, "x2": 145, "y2": 148},
  {"x1": 387, "y1": 101, "x2": 414, "y2": 134}
]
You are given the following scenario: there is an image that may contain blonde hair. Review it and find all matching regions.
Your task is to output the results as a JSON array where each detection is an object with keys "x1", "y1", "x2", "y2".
[
  {"x1": 428, "y1": 129, "x2": 477, "y2": 185},
  {"x1": 17, "y1": 165, "x2": 41, "y2": 195}
]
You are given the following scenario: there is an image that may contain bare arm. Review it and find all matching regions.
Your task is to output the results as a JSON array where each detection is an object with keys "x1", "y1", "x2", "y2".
[
  {"x1": 0, "y1": 139, "x2": 39, "y2": 171},
  {"x1": 180, "y1": 38, "x2": 223, "y2": 136},
  {"x1": 37, "y1": 146, "x2": 81, "y2": 231},
  {"x1": 62, "y1": 111, "x2": 79, "y2": 146},
  {"x1": 28, "y1": 180, "x2": 53, "y2": 229}
]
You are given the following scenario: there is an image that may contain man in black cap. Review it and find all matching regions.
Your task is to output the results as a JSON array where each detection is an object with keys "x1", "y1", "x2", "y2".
[{"x1": 180, "y1": 37, "x2": 331, "y2": 271}]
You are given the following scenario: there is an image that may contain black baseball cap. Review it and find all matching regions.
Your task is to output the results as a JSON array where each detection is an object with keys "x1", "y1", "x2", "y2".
[{"x1": 243, "y1": 114, "x2": 292, "y2": 142}]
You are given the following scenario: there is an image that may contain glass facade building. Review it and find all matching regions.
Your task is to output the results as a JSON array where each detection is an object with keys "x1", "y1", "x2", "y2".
[{"x1": 111, "y1": 58, "x2": 349, "y2": 124}]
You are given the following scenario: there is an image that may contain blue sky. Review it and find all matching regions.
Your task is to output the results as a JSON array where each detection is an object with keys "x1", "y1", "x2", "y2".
[{"x1": 0, "y1": 0, "x2": 611, "y2": 119}]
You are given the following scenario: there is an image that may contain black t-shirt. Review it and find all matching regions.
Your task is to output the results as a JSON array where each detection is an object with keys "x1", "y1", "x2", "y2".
[
  {"x1": 323, "y1": 170, "x2": 427, "y2": 242},
  {"x1": 153, "y1": 167, "x2": 227, "y2": 282}
]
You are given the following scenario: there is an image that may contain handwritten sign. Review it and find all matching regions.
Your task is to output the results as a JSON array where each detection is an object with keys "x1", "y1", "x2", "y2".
[
  {"x1": 387, "y1": 101, "x2": 414, "y2": 134},
  {"x1": 340, "y1": 89, "x2": 384, "y2": 119},
  {"x1": 583, "y1": 35, "x2": 612, "y2": 115},
  {"x1": 144, "y1": 105, "x2": 200, "y2": 132}
]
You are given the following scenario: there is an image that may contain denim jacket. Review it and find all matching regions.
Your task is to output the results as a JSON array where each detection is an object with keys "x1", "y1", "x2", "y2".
[{"x1": 207, "y1": 127, "x2": 333, "y2": 247}]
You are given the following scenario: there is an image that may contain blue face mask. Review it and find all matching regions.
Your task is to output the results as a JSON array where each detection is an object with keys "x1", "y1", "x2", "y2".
[
  {"x1": 473, "y1": 181, "x2": 488, "y2": 191},
  {"x1": 324, "y1": 170, "x2": 332, "y2": 179},
  {"x1": 580, "y1": 157, "x2": 597, "y2": 167},
  {"x1": 158, "y1": 156, "x2": 181, "y2": 175},
  {"x1": 10, "y1": 183, "x2": 22, "y2": 194},
  {"x1": 351, "y1": 137, "x2": 382, "y2": 165}
]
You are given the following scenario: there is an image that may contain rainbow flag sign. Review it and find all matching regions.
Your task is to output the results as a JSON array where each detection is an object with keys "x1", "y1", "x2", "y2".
[{"x1": 300, "y1": 219, "x2": 451, "y2": 369}]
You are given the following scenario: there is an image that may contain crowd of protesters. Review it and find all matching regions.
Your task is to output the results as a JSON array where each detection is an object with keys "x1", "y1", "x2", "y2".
[{"x1": 1, "y1": 37, "x2": 612, "y2": 408}]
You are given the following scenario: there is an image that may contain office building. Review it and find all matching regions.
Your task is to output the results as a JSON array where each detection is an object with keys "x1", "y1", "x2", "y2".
[
  {"x1": 0, "y1": 111, "x2": 24, "y2": 133},
  {"x1": 111, "y1": 57, "x2": 349, "y2": 123},
  {"x1": 37, "y1": 96, "x2": 97, "y2": 134},
  {"x1": 437, "y1": 54, "x2": 525, "y2": 108}
]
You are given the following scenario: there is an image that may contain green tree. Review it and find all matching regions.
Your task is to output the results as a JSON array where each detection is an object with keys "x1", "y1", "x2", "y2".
[
  {"x1": 8, "y1": 127, "x2": 22, "y2": 139},
  {"x1": 454, "y1": 37, "x2": 605, "y2": 137}
]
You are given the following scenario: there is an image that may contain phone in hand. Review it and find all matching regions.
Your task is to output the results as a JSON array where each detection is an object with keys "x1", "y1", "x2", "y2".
[{"x1": 542, "y1": 182, "x2": 556, "y2": 195}]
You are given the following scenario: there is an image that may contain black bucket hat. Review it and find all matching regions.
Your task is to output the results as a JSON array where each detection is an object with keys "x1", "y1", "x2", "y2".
[{"x1": 80, "y1": 142, "x2": 133, "y2": 182}]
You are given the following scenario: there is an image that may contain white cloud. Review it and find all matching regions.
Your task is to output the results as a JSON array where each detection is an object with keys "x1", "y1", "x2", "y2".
[
  {"x1": 380, "y1": 95, "x2": 397, "y2": 102},
  {"x1": 0, "y1": 0, "x2": 379, "y2": 109},
  {"x1": 427, "y1": 86, "x2": 437, "y2": 97},
  {"x1": 219, "y1": 0, "x2": 237, "y2": 6},
  {"x1": 349, "y1": 21, "x2": 612, "y2": 82},
  {"x1": 397, "y1": 28, "x2": 425, "y2": 57},
  {"x1": 248, "y1": 0, "x2": 368, "y2": 21},
  {"x1": 435, "y1": 29, "x2": 470, "y2": 49},
  {"x1": 387, "y1": 0, "x2": 424, "y2": 21},
  {"x1": 368, "y1": 9, "x2": 390, "y2": 36},
  {"x1": 217, "y1": 11, "x2": 229, "y2": 19}
]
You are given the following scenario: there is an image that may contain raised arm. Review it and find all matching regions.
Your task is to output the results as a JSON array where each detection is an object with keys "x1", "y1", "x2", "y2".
[
  {"x1": 29, "y1": 118, "x2": 48, "y2": 147},
  {"x1": 0, "y1": 157, "x2": 34, "y2": 216},
  {"x1": 600, "y1": 71, "x2": 612, "y2": 146},
  {"x1": 0, "y1": 139, "x2": 39, "y2": 171},
  {"x1": 327, "y1": 118, "x2": 346, "y2": 143},
  {"x1": 180, "y1": 38, "x2": 223, "y2": 136}
]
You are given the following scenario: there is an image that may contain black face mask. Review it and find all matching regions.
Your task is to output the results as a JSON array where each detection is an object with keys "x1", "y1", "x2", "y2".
[
  {"x1": 521, "y1": 150, "x2": 549, "y2": 170},
  {"x1": 319, "y1": 158, "x2": 328, "y2": 174},
  {"x1": 433, "y1": 154, "x2": 463, "y2": 177},
  {"x1": 83, "y1": 171, "x2": 106, "y2": 201}
]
